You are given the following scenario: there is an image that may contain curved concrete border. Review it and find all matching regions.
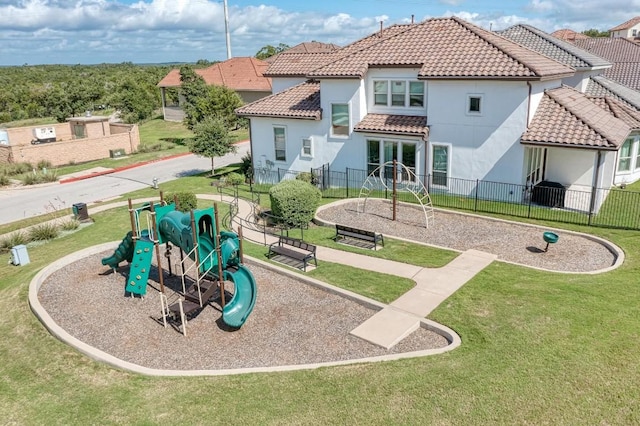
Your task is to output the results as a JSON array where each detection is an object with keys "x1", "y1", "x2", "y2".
[
  {"x1": 315, "y1": 198, "x2": 625, "y2": 275},
  {"x1": 29, "y1": 242, "x2": 461, "y2": 377}
]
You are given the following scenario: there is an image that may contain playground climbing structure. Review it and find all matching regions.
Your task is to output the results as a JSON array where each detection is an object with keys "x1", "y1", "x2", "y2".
[
  {"x1": 357, "y1": 160, "x2": 434, "y2": 228},
  {"x1": 101, "y1": 197, "x2": 257, "y2": 331}
]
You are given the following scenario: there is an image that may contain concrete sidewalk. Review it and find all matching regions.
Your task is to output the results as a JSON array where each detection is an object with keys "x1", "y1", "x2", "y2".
[{"x1": 216, "y1": 194, "x2": 497, "y2": 349}]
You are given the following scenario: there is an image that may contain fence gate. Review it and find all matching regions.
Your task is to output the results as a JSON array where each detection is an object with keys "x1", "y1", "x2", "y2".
[{"x1": 313, "y1": 163, "x2": 330, "y2": 190}]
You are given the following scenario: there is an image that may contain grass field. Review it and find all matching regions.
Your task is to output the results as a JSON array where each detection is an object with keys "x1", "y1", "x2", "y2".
[{"x1": 1, "y1": 179, "x2": 639, "y2": 424}]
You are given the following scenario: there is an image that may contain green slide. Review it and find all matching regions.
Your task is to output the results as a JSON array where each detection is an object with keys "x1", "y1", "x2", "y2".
[
  {"x1": 101, "y1": 231, "x2": 134, "y2": 269},
  {"x1": 124, "y1": 238, "x2": 155, "y2": 296},
  {"x1": 222, "y1": 265, "x2": 258, "y2": 328}
]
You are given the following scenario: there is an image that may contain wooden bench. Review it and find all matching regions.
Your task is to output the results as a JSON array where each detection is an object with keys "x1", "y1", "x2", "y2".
[
  {"x1": 267, "y1": 236, "x2": 317, "y2": 271},
  {"x1": 335, "y1": 224, "x2": 384, "y2": 250}
]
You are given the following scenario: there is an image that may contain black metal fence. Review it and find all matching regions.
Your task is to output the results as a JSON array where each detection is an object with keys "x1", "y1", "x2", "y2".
[{"x1": 249, "y1": 166, "x2": 640, "y2": 230}]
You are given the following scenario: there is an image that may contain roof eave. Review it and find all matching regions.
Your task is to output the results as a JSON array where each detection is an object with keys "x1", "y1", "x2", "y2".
[
  {"x1": 354, "y1": 129, "x2": 428, "y2": 138},
  {"x1": 237, "y1": 113, "x2": 320, "y2": 121},
  {"x1": 520, "y1": 140, "x2": 619, "y2": 151}
]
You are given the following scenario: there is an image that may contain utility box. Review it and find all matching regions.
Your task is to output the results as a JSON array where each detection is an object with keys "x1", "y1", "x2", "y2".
[
  {"x1": 10, "y1": 245, "x2": 30, "y2": 266},
  {"x1": 109, "y1": 148, "x2": 125, "y2": 158},
  {"x1": 72, "y1": 203, "x2": 90, "y2": 221}
]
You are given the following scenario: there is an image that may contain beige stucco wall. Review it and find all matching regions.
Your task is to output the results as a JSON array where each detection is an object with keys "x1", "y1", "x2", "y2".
[{"x1": 3, "y1": 122, "x2": 139, "y2": 167}]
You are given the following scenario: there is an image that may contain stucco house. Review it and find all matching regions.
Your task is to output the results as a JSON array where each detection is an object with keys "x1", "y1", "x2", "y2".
[
  {"x1": 157, "y1": 57, "x2": 272, "y2": 122},
  {"x1": 608, "y1": 16, "x2": 640, "y2": 41},
  {"x1": 237, "y1": 17, "x2": 640, "y2": 213}
]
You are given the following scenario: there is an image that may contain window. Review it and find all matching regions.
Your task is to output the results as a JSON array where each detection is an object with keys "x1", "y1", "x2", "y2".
[
  {"x1": 274, "y1": 126, "x2": 286, "y2": 162},
  {"x1": 634, "y1": 29, "x2": 638, "y2": 36},
  {"x1": 391, "y1": 81, "x2": 406, "y2": 106},
  {"x1": 367, "y1": 140, "x2": 380, "y2": 175},
  {"x1": 302, "y1": 138, "x2": 312, "y2": 157},
  {"x1": 468, "y1": 95, "x2": 482, "y2": 114},
  {"x1": 372, "y1": 80, "x2": 424, "y2": 108},
  {"x1": 619, "y1": 138, "x2": 633, "y2": 172},
  {"x1": 331, "y1": 103, "x2": 349, "y2": 136},
  {"x1": 374, "y1": 81, "x2": 388, "y2": 105},
  {"x1": 409, "y1": 82, "x2": 425, "y2": 107},
  {"x1": 73, "y1": 124, "x2": 86, "y2": 139},
  {"x1": 432, "y1": 144, "x2": 449, "y2": 186},
  {"x1": 367, "y1": 139, "x2": 417, "y2": 179}
]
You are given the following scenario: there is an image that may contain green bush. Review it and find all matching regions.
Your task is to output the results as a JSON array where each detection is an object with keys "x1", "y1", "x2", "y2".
[
  {"x1": 20, "y1": 170, "x2": 57, "y2": 185},
  {"x1": 37, "y1": 159, "x2": 52, "y2": 170},
  {"x1": 0, "y1": 231, "x2": 29, "y2": 253},
  {"x1": 29, "y1": 223, "x2": 59, "y2": 241},
  {"x1": 60, "y1": 218, "x2": 80, "y2": 231},
  {"x1": 239, "y1": 152, "x2": 253, "y2": 182},
  {"x1": 223, "y1": 172, "x2": 244, "y2": 186},
  {"x1": 295, "y1": 172, "x2": 318, "y2": 185},
  {"x1": 0, "y1": 174, "x2": 9, "y2": 186},
  {"x1": 168, "y1": 191, "x2": 197, "y2": 212},
  {"x1": 1, "y1": 162, "x2": 32, "y2": 176},
  {"x1": 269, "y1": 179, "x2": 322, "y2": 227}
]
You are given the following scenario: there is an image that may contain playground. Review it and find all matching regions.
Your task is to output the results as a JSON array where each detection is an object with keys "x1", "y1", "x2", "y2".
[{"x1": 31, "y1": 193, "x2": 622, "y2": 374}]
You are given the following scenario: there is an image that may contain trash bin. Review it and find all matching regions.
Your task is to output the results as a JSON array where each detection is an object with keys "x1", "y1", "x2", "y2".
[
  {"x1": 72, "y1": 202, "x2": 89, "y2": 221},
  {"x1": 10, "y1": 245, "x2": 30, "y2": 266},
  {"x1": 531, "y1": 181, "x2": 566, "y2": 208}
]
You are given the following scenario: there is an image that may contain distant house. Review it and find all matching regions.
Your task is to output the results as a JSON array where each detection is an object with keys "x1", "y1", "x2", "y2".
[
  {"x1": 608, "y1": 16, "x2": 640, "y2": 41},
  {"x1": 0, "y1": 115, "x2": 139, "y2": 167},
  {"x1": 237, "y1": 17, "x2": 640, "y2": 213},
  {"x1": 157, "y1": 57, "x2": 272, "y2": 122},
  {"x1": 572, "y1": 38, "x2": 640, "y2": 91},
  {"x1": 551, "y1": 29, "x2": 590, "y2": 42}
]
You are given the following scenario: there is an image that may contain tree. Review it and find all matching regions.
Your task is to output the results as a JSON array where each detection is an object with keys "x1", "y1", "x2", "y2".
[
  {"x1": 255, "y1": 43, "x2": 290, "y2": 60},
  {"x1": 582, "y1": 29, "x2": 610, "y2": 37},
  {"x1": 188, "y1": 117, "x2": 236, "y2": 175}
]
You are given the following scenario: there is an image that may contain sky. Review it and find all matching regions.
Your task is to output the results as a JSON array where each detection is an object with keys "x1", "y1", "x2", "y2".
[{"x1": 1, "y1": 0, "x2": 639, "y2": 66}]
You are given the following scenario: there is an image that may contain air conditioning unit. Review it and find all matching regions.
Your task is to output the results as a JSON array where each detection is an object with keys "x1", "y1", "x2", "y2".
[
  {"x1": 10, "y1": 245, "x2": 30, "y2": 266},
  {"x1": 32, "y1": 127, "x2": 56, "y2": 144}
]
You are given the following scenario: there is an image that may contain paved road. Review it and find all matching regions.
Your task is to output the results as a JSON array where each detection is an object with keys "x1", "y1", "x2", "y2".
[{"x1": 0, "y1": 142, "x2": 249, "y2": 225}]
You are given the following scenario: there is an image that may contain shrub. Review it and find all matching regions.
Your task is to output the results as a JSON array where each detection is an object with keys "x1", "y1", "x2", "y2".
[
  {"x1": 239, "y1": 152, "x2": 253, "y2": 182},
  {"x1": 223, "y1": 172, "x2": 244, "y2": 186},
  {"x1": 168, "y1": 191, "x2": 197, "y2": 212},
  {"x1": 269, "y1": 179, "x2": 322, "y2": 227},
  {"x1": 0, "y1": 174, "x2": 9, "y2": 186},
  {"x1": 29, "y1": 223, "x2": 59, "y2": 241},
  {"x1": 295, "y1": 172, "x2": 318, "y2": 185},
  {"x1": 37, "y1": 159, "x2": 52, "y2": 170},
  {"x1": 1, "y1": 162, "x2": 32, "y2": 176},
  {"x1": 60, "y1": 218, "x2": 80, "y2": 231},
  {"x1": 20, "y1": 169, "x2": 57, "y2": 185},
  {"x1": 0, "y1": 231, "x2": 29, "y2": 253}
]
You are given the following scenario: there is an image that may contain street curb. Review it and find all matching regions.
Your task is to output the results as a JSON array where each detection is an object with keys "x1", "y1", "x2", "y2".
[
  {"x1": 58, "y1": 139, "x2": 249, "y2": 184},
  {"x1": 58, "y1": 152, "x2": 192, "y2": 184}
]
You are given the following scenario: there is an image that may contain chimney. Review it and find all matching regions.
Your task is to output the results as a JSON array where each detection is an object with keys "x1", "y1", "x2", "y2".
[
  {"x1": 379, "y1": 20, "x2": 383, "y2": 37},
  {"x1": 411, "y1": 14, "x2": 415, "y2": 24}
]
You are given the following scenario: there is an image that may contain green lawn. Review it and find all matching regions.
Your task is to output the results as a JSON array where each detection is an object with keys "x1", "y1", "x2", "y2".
[{"x1": 1, "y1": 187, "x2": 639, "y2": 423}]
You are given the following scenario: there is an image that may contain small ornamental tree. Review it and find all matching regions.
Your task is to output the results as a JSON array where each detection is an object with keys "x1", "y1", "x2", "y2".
[
  {"x1": 188, "y1": 116, "x2": 236, "y2": 176},
  {"x1": 269, "y1": 179, "x2": 322, "y2": 227}
]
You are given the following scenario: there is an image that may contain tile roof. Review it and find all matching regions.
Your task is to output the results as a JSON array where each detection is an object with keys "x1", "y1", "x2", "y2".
[
  {"x1": 498, "y1": 24, "x2": 610, "y2": 69},
  {"x1": 307, "y1": 17, "x2": 574, "y2": 80},
  {"x1": 157, "y1": 57, "x2": 272, "y2": 91},
  {"x1": 354, "y1": 114, "x2": 429, "y2": 139},
  {"x1": 609, "y1": 16, "x2": 640, "y2": 32},
  {"x1": 235, "y1": 80, "x2": 321, "y2": 120},
  {"x1": 522, "y1": 86, "x2": 633, "y2": 150},
  {"x1": 590, "y1": 97, "x2": 640, "y2": 128},
  {"x1": 571, "y1": 38, "x2": 640, "y2": 90},
  {"x1": 585, "y1": 76, "x2": 640, "y2": 110},
  {"x1": 551, "y1": 29, "x2": 590, "y2": 41},
  {"x1": 284, "y1": 42, "x2": 341, "y2": 54}
]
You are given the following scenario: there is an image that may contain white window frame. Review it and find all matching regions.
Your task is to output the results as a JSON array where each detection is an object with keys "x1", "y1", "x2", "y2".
[
  {"x1": 371, "y1": 79, "x2": 425, "y2": 108},
  {"x1": 366, "y1": 137, "x2": 418, "y2": 179},
  {"x1": 431, "y1": 143, "x2": 451, "y2": 188},
  {"x1": 301, "y1": 137, "x2": 313, "y2": 158},
  {"x1": 330, "y1": 103, "x2": 350, "y2": 138},
  {"x1": 467, "y1": 94, "x2": 483, "y2": 115},
  {"x1": 273, "y1": 126, "x2": 287, "y2": 162},
  {"x1": 618, "y1": 138, "x2": 633, "y2": 173}
]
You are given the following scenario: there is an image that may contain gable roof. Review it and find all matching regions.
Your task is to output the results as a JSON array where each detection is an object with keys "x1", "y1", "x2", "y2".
[
  {"x1": 551, "y1": 29, "x2": 590, "y2": 42},
  {"x1": 498, "y1": 24, "x2": 610, "y2": 69},
  {"x1": 284, "y1": 42, "x2": 341, "y2": 54},
  {"x1": 590, "y1": 96, "x2": 640, "y2": 128},
  {"x1": 585, "y1": 76, "x2": 640, "y2": 110},
  {"x1": 571, "y1": 38, "x2": 640, "y2": 90},
  {"x1": 306, "y1": 17, "x2": 574, "y2": 80},
  {"x1": 609, "y1": 16, "x2": 640, "y2": 32},
  {"x1": 354, "y1": 114, "x2": 429, "y2": 139},
  {"x1": 157, "y1": 57, "x2": 272, "y2": 92},
  {"x1": 235, "y1": 80, "x2": 321, "y2": 120},
  {"x1": 522, "y1": 86, "x2": 633, "y2": 150}
]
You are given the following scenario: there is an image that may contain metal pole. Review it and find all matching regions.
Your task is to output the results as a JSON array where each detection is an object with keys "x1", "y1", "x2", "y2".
[
  {"x1": 128, "y1": 198, "x2": 137, "y2": 240},
  {"x1": 214, "y1": 203, "x2": 226, "y2": 308},
  {"x1": 392, "y1": 159, "x2": 397, "y2": 221},
  {"x1": 149, "y1": 202, "x2": 165, "y2": 294},
  {"x1": 223, "y1": 0, "x2": 232, "y2": 59},
  {"x1": 238, "y1": 225, "x2": 244, "y2": 264}
]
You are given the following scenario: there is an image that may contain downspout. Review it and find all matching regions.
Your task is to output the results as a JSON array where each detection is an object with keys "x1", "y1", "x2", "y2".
[
  {"x1": 588, "y1": 150, "x2": 603, "y2": 219},
  {"x1": 526, "y1": 81, "x2": 532, "y2": 126}
]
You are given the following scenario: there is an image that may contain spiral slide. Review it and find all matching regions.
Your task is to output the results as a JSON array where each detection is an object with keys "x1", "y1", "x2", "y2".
[{"x1": 222, "y1": 265, "x2": 258, "y2": 328}]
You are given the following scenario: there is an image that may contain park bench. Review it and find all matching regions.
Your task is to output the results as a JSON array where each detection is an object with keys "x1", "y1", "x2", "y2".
[
  {"x1": 267, "y1": 236, "x2": 317, "y2": 271},
  {"x1": 334, "y1": 224, "x2": 384, "y2": 250}
]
